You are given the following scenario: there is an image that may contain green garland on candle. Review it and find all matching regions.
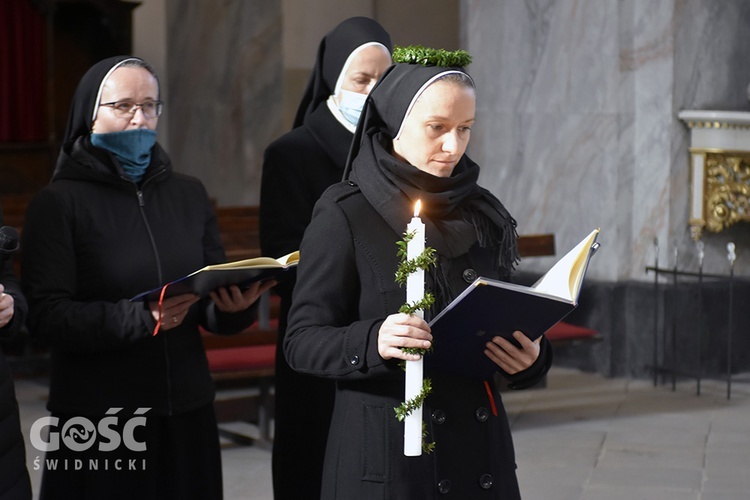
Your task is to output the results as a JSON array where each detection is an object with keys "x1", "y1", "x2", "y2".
[
  {"x1": 395, "y1": 230, "x2": 437, "y2": 318},
  {"x1": 394, "y1": 229, "x2": 437, "y2": 453}
]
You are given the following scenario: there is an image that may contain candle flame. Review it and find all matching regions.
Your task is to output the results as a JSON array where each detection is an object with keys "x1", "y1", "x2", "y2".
[{"x1": 414, "y1": 200, "x2": 422, "y2": 217}]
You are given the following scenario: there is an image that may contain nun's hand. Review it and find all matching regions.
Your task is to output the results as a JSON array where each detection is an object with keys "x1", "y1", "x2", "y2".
[
  {"x1": 210, "y1": 279, "x2": 277, "y2": 313},
  {"x1": 377, "y1": 313, "x2": 432, "y2": 361},
  {"x1": 484, "y1": 331, "x2": 541, "y2": 375},
  {"x1": 0, "y1": 284, "x2": 14, "y2": 328},
  {"x1": 149, "y1": 293, "x2": 200, "y2": 331}
]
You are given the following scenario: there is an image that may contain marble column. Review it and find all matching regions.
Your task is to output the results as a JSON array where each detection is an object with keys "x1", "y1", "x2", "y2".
[
  {"x1": 165, "y1": 0, "x2": 282, "y2": 206},
  {"x1": 461, "y1": 0, "x2": 750, "y2": 377},
  {"x1": 461, "y1": 0, "x2": 750, "y2": 280}
]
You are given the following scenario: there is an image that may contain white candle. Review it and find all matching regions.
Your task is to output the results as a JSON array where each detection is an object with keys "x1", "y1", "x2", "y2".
[{"x1": 404, "y1": 200, "x2": 425, "y2": 456}]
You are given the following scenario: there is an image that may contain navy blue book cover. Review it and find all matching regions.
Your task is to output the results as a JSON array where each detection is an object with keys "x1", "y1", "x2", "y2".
[
  {"x1": 426, "y1": 279, "x2": 576, "y2": 380},
  {"x1": 426, "y1": 228, "x2": 600, "y2": 380}
]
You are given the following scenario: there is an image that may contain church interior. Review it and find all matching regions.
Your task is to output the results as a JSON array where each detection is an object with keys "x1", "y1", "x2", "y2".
[{"x1": 2, "y1": 1, "x2": 750, "y2": 498}]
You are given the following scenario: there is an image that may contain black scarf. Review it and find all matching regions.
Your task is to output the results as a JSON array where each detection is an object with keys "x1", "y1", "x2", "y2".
[
  {"x1": 350, "y1": 130, "x2": 519, "y2": 310},
  {"x1": 346, "y1": 58, "x2": 520, "y2": 278}
]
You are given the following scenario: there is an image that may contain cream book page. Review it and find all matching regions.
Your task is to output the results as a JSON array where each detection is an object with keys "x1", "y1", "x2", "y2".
[
  {"x1": 199, "y1": 251, "x2": 300, "y2": 272},
  {"x1": 131, "y1": 251, "x2": 300, "y2": 301},
  {"x1": 532, "y1": 229, "x2": 600, "y2": 301}
]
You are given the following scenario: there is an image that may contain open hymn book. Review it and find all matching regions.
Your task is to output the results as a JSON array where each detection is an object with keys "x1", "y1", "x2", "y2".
[
  {"x1": 131, "y1": 251, "x2": 299, "y2": 302},
  {"x1": 531, "y1": 227, "x2": 601, "y2": 300},
  {"x1": 427, "y1": 228, "x2": 600, "y2": 379}
]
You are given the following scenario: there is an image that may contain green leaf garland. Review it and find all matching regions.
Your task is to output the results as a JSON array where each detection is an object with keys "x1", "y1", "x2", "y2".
[{"x1": 392, "y1": 45, "x2": 472, "y2": 68}]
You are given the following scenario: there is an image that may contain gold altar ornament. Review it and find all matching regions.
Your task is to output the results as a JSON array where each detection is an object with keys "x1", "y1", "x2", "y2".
[
  {"x1": 703, "y1": 153, "x2": 750, "y2": 234},
  {"x1": 678, "y1": 110, "x2": 750, "y2": 240}
]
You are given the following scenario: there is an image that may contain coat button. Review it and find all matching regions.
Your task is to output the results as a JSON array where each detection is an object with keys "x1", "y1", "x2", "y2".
[
  {"x1": 475, "y1": 407, "x2": 489, "y2": 422},
  {"x1": 349, "y1": 355, "x2": 359, "y2": 365},
  {"x1": 462, "y1": 268, "x2": 478, "y2": 283},
  {"x1": 437, "y1": 479, "x2": 452, "y2": 494},
  {"x1": 479, "y1": 474, "x2": 493, "y2": 489},
  {"x1": 431, "y1": 409, "x2": 446, "y2": 425}
]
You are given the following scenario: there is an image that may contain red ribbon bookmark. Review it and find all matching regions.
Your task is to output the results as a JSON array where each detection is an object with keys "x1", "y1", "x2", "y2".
[{"x1": 151, "y1": 284, "x2": 170, "y2": 336}]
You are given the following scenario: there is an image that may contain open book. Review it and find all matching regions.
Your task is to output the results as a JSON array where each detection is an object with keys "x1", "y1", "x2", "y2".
[
  {"x1": 131, "y1": 251, "x2": 299, "y2": 302},
  {"x1": 427, "y1": 229, "x2": 600, "y2": 379}
]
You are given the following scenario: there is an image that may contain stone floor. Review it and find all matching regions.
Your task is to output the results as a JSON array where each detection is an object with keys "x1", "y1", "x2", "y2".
[{"x1": 14, "y1": 366, "x2": 750, "y2": 499}]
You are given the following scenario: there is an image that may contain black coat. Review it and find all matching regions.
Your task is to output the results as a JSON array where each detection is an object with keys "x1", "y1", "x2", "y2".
[
  {"x1": 21, "y1": 138, "x2": 255, "y2": 417},
  {"x1": 260, "y1": 105, "x2": 350, "y2": 498},
  {"x1": 261, "y1": 105, "x2": 352, "y2": 261},
  {"x1": 0, "y1": 208, "x2": 32, "y2": 500},
  {"x1": 285, "y1": 182, "x2": 551, "y2": 500}
]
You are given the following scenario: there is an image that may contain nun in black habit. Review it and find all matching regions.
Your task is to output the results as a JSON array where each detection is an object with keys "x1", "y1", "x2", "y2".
[
  {"x1": 259, "y1": 16, "x2": 391, "y2": 500},
  {"x1": 284, "y1": 48, "x2": 553, "y2": 499},
  {"x1": 21, "y1": 56, "x2": 270, "y2": 500}
]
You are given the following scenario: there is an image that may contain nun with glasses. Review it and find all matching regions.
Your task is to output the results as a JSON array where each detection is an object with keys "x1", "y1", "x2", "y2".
[
  {"x1": 259, "y1": 16, "x2": 392, "y2": 499},
  {"x1": 21, "y1": 56, "x2": 273, "y2": 499},
  {"x1": 285, "y1": 48, "x2": 553, "y2": 499}
]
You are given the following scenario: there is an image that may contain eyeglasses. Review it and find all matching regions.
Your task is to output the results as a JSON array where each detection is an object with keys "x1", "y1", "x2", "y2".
[{"x1": 99, "y1": 100, "x2": 163, "y2": 119}]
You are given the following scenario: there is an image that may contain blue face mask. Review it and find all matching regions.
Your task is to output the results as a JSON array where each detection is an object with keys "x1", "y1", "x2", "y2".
[
  {"x1": 90, "y1": 129, "x2": 157, "y2": 183},
  {"x1": 338, "y1": 89, "x2": 367, "y2": 126}
]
